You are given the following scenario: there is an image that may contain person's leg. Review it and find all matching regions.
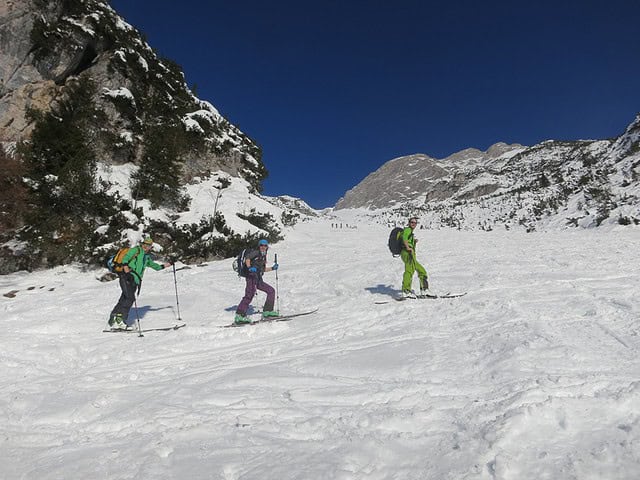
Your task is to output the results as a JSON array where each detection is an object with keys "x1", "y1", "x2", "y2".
[
  {"x1": 414, "y1": 259, "x2": 429, "y2": 290},
  {"x1": 109, "y1": 273, "x2": 136, "y2": 326},
  {"x1": 400, "y1": 250, "x2": 416, "y2": 292},
  {"x1": 236, "y1": 275, "x2": 258, "y2": 316},
  {"x1": 257, "y1": 279, "x2": 276, "y2": 314}
]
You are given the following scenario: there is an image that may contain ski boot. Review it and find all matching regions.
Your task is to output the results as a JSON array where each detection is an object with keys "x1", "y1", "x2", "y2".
[
  {"x1": 234, "y1": 313, "x2": 251, "y2": 325},
  {"x1": 420, "y1": 288, "x2": 437, "y2": 298},
  {"x1": 402, "y1": 290, "x2": 417, "y2": 299},
  {"x1": 261, "y1": 310, "x2": 280, "y2": 319},
  {"x1": 108, "y1": 313, "x2": 125, "y2": 330}
]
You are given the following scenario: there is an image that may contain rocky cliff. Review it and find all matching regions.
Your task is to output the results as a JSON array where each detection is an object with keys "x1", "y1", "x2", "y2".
[
  {"x1": 0, "y1": 0, "x2": 264, "y2": 187},
  {"x1": 335, "y1": 143, "x2": 524, "y2": 210}
]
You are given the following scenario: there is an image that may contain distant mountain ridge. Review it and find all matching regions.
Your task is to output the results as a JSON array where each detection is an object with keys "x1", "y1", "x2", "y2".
[
  {"x1": 335, "y1": 142, "x2": 524, "y2": 210},
  {"x1": 335, "y1": 116, "x2": 640, "y2": 230}
]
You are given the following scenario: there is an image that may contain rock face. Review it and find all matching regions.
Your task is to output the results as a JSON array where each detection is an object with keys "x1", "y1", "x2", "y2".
[
  {"x1": 0, "y1": 0, "x2": 265, "y2": 188},
  {"x1": 335, "y1": 154, "x2": 448, "y2": 210},
  {"x1": 335, "y1": 143, "x2": 524, "y2": 210},
  {"x1": 0, "y1": 1, "x2": 47, "y2": 138}
]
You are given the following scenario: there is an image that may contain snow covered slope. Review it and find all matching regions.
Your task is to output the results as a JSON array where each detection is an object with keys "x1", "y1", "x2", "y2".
[
  {"x1": 1, "y1": 220, "x2": 638, "y2": 479},
  {"x1": 90, "y1": 164, "x2": 318, "y2": 269}
]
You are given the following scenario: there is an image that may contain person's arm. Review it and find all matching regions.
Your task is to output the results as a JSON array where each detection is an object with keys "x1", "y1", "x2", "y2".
[
  {"x1": 245, "y1": 250, "x2": 259, "y2": 274},
  {"x1": 147, "y1": 259, "x2": 165, "y2": 271},
  {"x1": 402, "y1": 228, "x2": 413, "y2": 252},
  {"x1": 146, "y1": 255, "x2": 171, "y2": 271},
  {"x1": 265, "y1": 262, "x2": 279, "y2": 272}
]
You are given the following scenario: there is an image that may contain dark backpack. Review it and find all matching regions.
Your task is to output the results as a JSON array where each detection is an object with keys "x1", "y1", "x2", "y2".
[
  {"x1": 388, "y1": 227, "x2": 404, "y2": 256},
  {"x1": 232, "y1": 249, "x2": 249, "y2": 277}
]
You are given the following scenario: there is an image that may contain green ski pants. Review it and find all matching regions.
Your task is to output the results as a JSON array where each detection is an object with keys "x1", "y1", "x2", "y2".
[{"x1": 400, "y1": 250, "x2": 428, "y2": 292}]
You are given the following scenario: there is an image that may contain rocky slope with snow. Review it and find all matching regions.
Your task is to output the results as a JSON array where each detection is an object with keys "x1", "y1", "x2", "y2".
[
  {"x1": 0, "y1": 0, "x2": 263, "y2": 185},
  {"x1": 0, "y1": 0, "x2": 317, "y2": 273},
  {"x1": 336, "y1": 116, "x2": 640, "y2": 231},
  {"x1": 335, "y1": 143, "x2": 524, "y2": 210}
]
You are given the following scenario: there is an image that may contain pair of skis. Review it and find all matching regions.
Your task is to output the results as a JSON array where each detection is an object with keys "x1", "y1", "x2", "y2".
[
  {"x1": 375, "y1": 292, "x2": 467, "y2": 304},
  {"x1": 221, "y1": 308, "x2": 319, "y2": 328},
  {"x1": 103, "y1": 323, "x2": 186, "y2": 333}
]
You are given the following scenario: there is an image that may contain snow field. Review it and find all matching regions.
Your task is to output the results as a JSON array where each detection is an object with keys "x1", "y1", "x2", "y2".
[{"x1": 1, "y1": 220, "x2": 639, "y2": 479}]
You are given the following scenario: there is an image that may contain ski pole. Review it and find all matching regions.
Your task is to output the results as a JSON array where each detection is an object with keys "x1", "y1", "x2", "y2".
[
  {"x1": 172, "y1": 262, "x2": 182, "y2": 321},
  {"x1": 133, "y1": 296, "x2": 143, "y2": 337},
  {"x1": 274, "y1": 253, "x2": 280, "y2": 314}
]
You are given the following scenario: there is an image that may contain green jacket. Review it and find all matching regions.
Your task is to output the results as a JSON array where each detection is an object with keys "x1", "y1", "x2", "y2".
[
  {"x1": 123, "y1": 245, "x2": 164, "y2": 285},
  {"x1": 400, "y1": 227, "x2": 416, "y2": 250}
]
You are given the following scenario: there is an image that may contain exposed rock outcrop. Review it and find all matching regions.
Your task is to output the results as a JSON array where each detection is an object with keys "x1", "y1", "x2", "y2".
[
  {"x1": 0, "y1": 0, "x2": 265, "y2": 189},
  {"x1": 335, "y1": 144, "x2": 524, "y2": 210}
]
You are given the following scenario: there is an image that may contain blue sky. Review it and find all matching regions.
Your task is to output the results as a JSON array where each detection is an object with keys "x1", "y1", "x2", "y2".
[{"x1": 109, "y1": 0, "x2": 640, "y2": 208}]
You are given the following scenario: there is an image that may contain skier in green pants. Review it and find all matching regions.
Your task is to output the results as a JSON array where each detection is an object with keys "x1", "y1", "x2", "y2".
[{"x1": 399, "y1": 217, "x2": 435, "y2": 299}]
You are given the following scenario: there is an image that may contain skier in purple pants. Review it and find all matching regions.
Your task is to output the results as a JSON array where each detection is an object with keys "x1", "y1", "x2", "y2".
[{"x1": 234, "y1": 239, "x2": 279, "y2": 324}]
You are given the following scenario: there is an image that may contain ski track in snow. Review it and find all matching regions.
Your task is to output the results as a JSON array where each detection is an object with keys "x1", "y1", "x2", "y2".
[{"x1": 1, "y1": 221, "x2": 639, "y2": 479}]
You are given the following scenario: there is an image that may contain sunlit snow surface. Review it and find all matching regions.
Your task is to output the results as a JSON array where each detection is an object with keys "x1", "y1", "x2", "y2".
[{"x1": 1, "y1": 219, "x2": 638, "y2": 479}]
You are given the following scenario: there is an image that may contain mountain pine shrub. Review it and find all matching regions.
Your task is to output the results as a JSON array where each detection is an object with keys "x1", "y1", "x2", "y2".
[
  {"x1": 236, "y1": 209, "x2": 283, "y2": 242},
  {"x1": 131, "y1": 122, "x2": 190, "y2": 210},
  {"x1": 18, "y1": 77, "x2": 123, "y2": 266},
  {"x1": 0, "y1": 147, "x2": 29, "y2": 235}
]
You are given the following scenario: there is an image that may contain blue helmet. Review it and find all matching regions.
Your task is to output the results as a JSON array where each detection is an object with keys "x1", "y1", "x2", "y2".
[{"x1": 258, "y1": 239, "x2": 269, "y2": 246}]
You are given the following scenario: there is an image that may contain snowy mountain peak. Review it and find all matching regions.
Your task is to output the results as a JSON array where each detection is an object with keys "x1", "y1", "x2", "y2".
[
  {"x1": 334, "y1": 143, "x2": 523, "y2": 210},
  {"x1": 335, "y1": 116, "x2": 640, "y2": 230}
]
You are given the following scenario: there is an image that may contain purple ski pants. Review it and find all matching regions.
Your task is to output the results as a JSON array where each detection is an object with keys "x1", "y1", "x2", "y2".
[{"x1": 236, "y1": 274, "x2": 275, "y2": 315}]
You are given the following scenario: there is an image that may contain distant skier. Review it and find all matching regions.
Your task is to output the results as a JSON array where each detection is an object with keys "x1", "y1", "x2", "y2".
[
  {"x1": 108, "y1": 237, "x2": 171, "y2": 329},
  {"x1": 235, "y1": 238, "x2": 279, "y2": 324},
  {"x1": 399, "y1": 217, "x2": 435, "y2": 299}
]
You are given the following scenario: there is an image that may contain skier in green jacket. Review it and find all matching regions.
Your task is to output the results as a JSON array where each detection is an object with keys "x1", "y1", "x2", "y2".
[
  {"x1": 108, "y1": 237, "x2": 171, "y2": 329},
  {"x1": 399, "y1": 217, "x2": 435, "y2": 299}
]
